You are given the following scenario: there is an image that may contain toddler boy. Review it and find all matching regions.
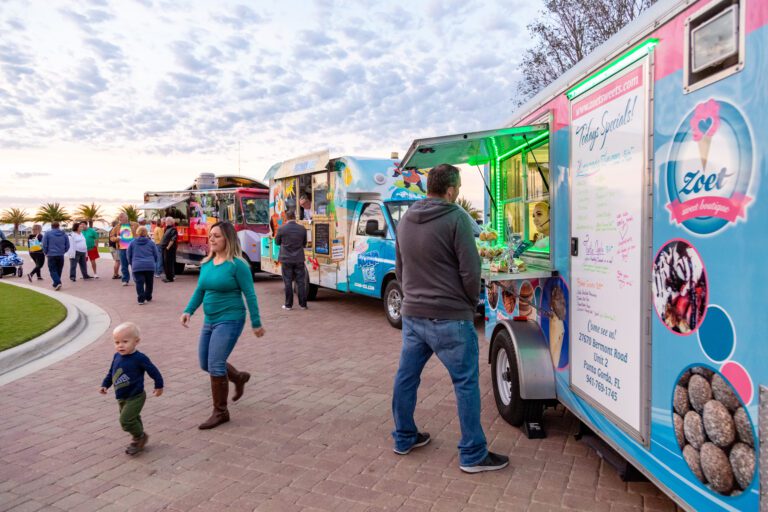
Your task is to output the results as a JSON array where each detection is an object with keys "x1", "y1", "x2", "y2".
[{"x1": 100, "y1": 321, "x2": 164, "y2": 455}]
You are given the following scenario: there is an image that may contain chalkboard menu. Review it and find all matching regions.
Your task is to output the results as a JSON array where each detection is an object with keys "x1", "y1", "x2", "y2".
[{"x1": 314, "y1": 222, "x2": 330, "y2": 255}]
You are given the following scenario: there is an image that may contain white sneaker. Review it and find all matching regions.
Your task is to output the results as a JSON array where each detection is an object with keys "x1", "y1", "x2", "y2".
[
  {"x1": 122, "y1": 282, "x2": 129, "y2": 286},
  {"x1": 94, "y1": 274, "x2": 99, "y2": 279},
  {"x1": 282, "y1": 305, "x2": 292, "y2": 310}
]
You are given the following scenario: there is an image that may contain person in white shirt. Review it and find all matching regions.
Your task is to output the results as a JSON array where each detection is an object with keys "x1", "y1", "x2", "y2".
[
  {"x1": 68, "y1": 221, "x2": 92, "y2": 281},
  {"x1": 299, "y1": 194, "x2": 313, "y2": 221}
]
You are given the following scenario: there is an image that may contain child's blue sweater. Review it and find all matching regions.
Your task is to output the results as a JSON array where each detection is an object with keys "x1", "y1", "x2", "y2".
[{"x1": 101, "y1": 351, "x2": 163, "y2": 400}]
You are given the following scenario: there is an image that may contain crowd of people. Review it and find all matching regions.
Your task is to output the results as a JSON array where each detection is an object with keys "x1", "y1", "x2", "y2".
[{"x1": 30, "y1": 215, "x2": 179, "y2": 305}]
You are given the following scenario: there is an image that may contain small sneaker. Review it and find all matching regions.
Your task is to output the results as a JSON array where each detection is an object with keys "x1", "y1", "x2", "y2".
[
  {"x1": 112, "y1": 275, "x2": 120, "y2": 280},
  {"x1": 27, "y1": 274, "x2": 32, "y2": 282},
  {"x1": 37, "y1": 277, "x2": 43, "y2": 281},
  {"x1": 138, "y1": 301, "x2": 145, "y2": 305},
  {"x1": 459, "y1": 451, "x2": 509, "y2": 474},
  {"x1": 93, "y1": 274, "x2": 99, "y2": 279},
  {"x1": 300, "y1": 306, "x2": 308, "y2": 310},
  {"x1": 70, "y1": 278, "x2": 76, "y2": 282},
  {"x1": 393, "y1": 432, "x2": 431, "y2": 455},
  {"x1": 83, "y1": 276, "x2": 93, "y2": 280},
  {"x1": 122, "y1": 282, "x2": 130, "y2": 286},
  {"x1": 282, "y1": 305, "x2": 292, "y2": 310},
  {"x1": 54, "y1": 284, "x2": 62, "y2": 291},
  {"x1": 125, "y1": 433, "x2": 148, "y2": 455}
]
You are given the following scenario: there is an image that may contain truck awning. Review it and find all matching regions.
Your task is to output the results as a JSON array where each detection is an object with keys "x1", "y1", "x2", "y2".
[
  {"x1": 273, "y1": 150, "x2": 330, "y2": 180},
  {"x1": 139, "y1": 197, "x2": 184, "y2": 210},
  {"x1": 399, "y1": 124, "x2": 549, "y2": 169}
]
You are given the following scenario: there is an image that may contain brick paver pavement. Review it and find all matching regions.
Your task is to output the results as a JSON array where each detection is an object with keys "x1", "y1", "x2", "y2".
[{"x1": 0, "y1": 257, "x2": 681, "y2": 512}]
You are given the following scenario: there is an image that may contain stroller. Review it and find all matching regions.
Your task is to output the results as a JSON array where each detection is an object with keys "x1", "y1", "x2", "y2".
[{"x1": 0, "y1": 239, "x2": 24, "y2": 278}]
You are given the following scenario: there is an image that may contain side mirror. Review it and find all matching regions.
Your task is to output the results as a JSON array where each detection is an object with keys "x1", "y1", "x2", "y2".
[{"x1": 365, "y1": 219, "x2": 386, "y2": 237}]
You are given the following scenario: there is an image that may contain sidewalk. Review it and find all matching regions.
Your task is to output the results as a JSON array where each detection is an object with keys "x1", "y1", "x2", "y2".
[{"x1": 0, "y1": 257, "x2": 679, "y2": 511}]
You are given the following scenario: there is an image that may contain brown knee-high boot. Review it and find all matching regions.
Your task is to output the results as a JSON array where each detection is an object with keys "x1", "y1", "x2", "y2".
[
  {"x1": 226, "y1": 363, "x2": 251, "y2": 402},
  {"x1": 199, "y1": 375, "x2": 230, "y2": 429}
]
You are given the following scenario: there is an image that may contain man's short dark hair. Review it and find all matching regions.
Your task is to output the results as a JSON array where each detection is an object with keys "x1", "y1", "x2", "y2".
[
  {"x1": 286, "y1": 209, "x2": 296, "y2": 220},
  {"x1": 51, "y1": 221, "x2": 60, "y2": 229},
  {"x1": 427, "y1": 164, "x2": 461, "y2": 196}
]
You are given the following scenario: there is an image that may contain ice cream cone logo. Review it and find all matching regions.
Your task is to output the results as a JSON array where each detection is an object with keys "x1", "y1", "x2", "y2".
[{"x1": 690, "y1": 99, "x2": 720, "y2": 171}]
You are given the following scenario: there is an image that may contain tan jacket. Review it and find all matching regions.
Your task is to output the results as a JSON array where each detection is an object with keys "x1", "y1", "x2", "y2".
[{"x1": 152, "y1": 225, "x2": 164, "y2": 244}]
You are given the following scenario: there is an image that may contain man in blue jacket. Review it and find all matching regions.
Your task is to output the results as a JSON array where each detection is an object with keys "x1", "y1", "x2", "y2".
[{"x1": 42, "y1": 221, "x2": 70, "y2": 290}]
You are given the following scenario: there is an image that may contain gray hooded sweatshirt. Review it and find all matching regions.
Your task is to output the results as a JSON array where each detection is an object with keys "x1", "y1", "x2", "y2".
[{"x1": 395, "y1": 197, "x2": 481, "y2": 321}]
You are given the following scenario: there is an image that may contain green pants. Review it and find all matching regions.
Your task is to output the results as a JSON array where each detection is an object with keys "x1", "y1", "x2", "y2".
[{"x1": 118, "y1": 392, "x2": 146, "y2": 438}]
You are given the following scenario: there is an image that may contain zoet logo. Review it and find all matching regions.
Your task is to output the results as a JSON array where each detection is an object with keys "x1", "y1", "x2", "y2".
[{"x1": 665, "y1": 99, "x2": 754, "y2": 235}]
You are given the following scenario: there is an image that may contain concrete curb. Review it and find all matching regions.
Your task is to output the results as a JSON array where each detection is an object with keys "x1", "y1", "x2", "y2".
[{"x1": 0, "y1": 281, "x2": 110, "y2": 386}]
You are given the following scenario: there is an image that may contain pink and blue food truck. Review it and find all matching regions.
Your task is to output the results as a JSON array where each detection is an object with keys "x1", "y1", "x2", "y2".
[{"x1": 399, "y1": 0, "x2": 766, "y2": 509}]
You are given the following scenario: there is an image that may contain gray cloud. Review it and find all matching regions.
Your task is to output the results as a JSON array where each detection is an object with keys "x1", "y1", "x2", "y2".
[
  {"x1": 213, "y1": 5, "x2": 265, "y2": 29},
  {"x1": 84, "y1": 38, "x2": 124, "y2": 61}
]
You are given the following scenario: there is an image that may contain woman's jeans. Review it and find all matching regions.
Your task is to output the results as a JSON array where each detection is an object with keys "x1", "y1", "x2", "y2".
[
  {"x1": 198, "y1": 319, "x2": 245, "y2": 377},
  {"x1": 30, "y1": 252, "x2": 45, "y2": 278},
  {"x1": 133, "y1": 271, "x2": 154, "y2": 303},
  {"x1": 392, "y1": 316, "x2": 488, "y2": 466},
  {"x1": 69, "y1": 251, "x2": 89, "y2": 280}
]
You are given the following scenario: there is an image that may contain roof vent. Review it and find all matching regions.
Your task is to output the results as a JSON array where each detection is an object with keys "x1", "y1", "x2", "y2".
[{"x1": 195, "y1": 173, "x2": 217, "y2": 190}]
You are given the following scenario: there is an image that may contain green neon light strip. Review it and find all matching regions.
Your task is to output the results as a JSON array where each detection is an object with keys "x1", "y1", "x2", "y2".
[
  {"x1": 566, "y1": 38, "x2": 658, "y2": 100},
  {"x1": 497, "y1": 131, "x2": 549, "y2": 161}
]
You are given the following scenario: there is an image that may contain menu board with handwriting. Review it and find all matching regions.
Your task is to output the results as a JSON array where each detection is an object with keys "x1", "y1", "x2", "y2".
[
  {"x1": 314, "y1": 222, "x2": 330, "y2": 255},
  {"x1": 569, "y1": 62, "x2": 647, "y2": 435}
]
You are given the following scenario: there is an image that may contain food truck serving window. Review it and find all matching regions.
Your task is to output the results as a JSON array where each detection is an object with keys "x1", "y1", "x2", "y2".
[{"x1": 503, "y1": 141, "x2": 551, "y2": 260}]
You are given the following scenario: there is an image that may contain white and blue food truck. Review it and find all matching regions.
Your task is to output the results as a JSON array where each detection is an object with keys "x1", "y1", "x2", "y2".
[
  {"x1": 399, "y1": 0, "x2": 767, "y2": 509},
  {"x1": 259, "y1": 151, "x2": 437, "y2": 328}
]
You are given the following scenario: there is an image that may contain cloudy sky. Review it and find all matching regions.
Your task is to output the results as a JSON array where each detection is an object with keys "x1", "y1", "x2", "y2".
[{"x1": 1, "y1": 0, "x2": 543, "y2": 222}]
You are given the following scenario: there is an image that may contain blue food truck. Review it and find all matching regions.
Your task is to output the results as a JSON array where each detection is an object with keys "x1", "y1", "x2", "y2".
[
  {"x1": 260, "y1": 150, "x2": 434, "y2": 328},
  {"x1": 398, "y1": 0, "x2": 767, "y2": 509}
]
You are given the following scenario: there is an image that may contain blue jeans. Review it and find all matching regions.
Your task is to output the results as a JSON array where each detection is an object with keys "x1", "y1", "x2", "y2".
[
  {"x1": 133, "y1": 271, "x2": 154, "y2": 303},
  {"x1": 198, "y1": 320, "x2": 245, "y2": 377},
  {"x1": 392, "y1": 316, "x2": 487, "y2": 466},
  {"x1": 47, "y1": 255, "x2": 64, "y2": 287},
  {"x1": 119, "y1": 249, "x2": 130, "y2": 283}
]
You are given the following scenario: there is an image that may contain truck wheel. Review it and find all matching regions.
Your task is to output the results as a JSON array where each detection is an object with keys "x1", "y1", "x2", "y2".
[
  {"x1": 174, "y1": 262, "x2": 186, "y2": 275},
  {"x1": 491, "y1": 329, "x2": 524, "y2": 426},
  {"x1": 384, "y1": 280, "x2": 403, "y2": 329}
]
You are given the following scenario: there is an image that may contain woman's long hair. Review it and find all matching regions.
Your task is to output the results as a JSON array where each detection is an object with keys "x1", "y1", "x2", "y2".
[{"x1": 202, "y1": 221, "x2": 242, "y2": 264}]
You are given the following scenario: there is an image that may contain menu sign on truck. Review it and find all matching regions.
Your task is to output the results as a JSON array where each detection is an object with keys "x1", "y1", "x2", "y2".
[{"x1": 569, "y1": 62, "x2": 647, "y2": 436}]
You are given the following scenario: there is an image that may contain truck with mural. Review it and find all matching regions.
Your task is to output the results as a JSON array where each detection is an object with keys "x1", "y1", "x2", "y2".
[
  {"x1": 398, "y1": 0, "x2": 767, "y2": 509},
  {"x1": 259, "y1": 150, "x2": 445, "y2": 328},
  {"x1": 141, "y1": 174, "x2": 269, "y2": 274}
]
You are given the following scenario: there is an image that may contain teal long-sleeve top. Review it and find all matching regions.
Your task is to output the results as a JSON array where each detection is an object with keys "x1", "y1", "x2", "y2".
[{"x1": 184, "y1": 258, "x2": 262, "y2": 328}]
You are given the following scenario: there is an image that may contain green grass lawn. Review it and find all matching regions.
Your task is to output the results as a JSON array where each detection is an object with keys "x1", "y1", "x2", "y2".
[{"x1": 0, "y1": 282, "x2": 67, "y2": 351}]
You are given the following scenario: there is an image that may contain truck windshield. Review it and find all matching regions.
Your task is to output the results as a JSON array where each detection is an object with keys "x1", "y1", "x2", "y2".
[
  {"x1": 385, "y1": 201, "x2": 415, "y2": 229},
  {"x1": 386, "y1": 200, "x2": 481, "y2": 236},
  {"x1": 241, "y1": 197, "x2": 269, "y2": 225}
]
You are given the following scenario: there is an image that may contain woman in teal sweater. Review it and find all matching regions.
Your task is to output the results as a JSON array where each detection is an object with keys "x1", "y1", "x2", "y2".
[{"x1": 181, "y1": 221, "x2": 266, "y2": 429}]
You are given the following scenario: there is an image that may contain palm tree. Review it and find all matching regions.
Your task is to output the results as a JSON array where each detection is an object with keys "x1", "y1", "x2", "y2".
[
  {"x1": 0, "y1": 208, "x2": 30, "y2": 243},
  {"x1": 75, "y1": 203, "x2": 105, "y2": 227},
  {"x1": 119, "y1": 204, "x2": 140, "y2": 222},
  {"x1": 35, "y1": 203, "x2": 71, "y2": 224},
  {"x1": 457, "y1": 197, "x2": 482, "y2": 221}
]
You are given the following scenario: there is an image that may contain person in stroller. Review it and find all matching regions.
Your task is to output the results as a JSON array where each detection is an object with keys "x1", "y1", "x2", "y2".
[
  {"x1": 0, "y1": 239, "x2": 24, "y2": 278},
  {"x1": 27, "y1": 224, "x2": 45, "y2": 281}
]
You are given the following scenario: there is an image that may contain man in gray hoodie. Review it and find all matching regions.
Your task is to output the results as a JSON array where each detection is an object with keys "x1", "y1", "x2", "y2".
[
  {"x1": 42, "y1": 221, "x2": 70, "y2": 290},
  {"x1": 392, "y1": 163, "x2": 508, "y2": 474}
]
